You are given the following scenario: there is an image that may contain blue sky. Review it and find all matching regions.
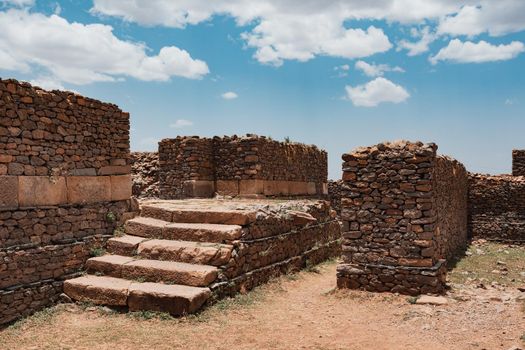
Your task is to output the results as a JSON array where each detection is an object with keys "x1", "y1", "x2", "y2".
[{"x1": 1, "y1": 0, "x2": 524, "y2": 179}]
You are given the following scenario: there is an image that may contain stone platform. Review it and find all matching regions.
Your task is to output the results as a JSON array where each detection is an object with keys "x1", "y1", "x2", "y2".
[{"x1": 65, "y1": 199, "x2": 342, "y2": 315}]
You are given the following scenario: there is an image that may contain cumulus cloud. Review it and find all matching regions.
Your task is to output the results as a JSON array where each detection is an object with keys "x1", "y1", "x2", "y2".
[
  {"x1": 0, "y1": 0, "x2": 34, "y2": 7},
  {"x1": 221, "y1": 91, "x2": 238, "y2": 100},
  {"x1": 92, "y1": 0, "x2": 471, "y2": 65},
  {"x1": 430, "y1": 39, "x2": 525, "y2": 64},
  {"x1": 345, "y1": 77, "x2": 410, "y2": 107},
  {"x1": 355, "y1": 61, "x2": 404, "y2": 77},
  {"x1": 398, "y1": 26, "x2": 436, "y2": 56},
  {"x1": 438, "y1": 1, "x2": 525, "y2": 37},
  {"x1": 0, "y1": 9, "x2": 209, "y2": 85},
  {"x1": 169, "y1": 119, "x2": 193, "y2": 128}
]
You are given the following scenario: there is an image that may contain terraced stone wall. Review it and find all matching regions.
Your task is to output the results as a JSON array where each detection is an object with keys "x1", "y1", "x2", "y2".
[
  {"x1": 158, "y1": 135, "x2": 328, "y2": 199},
  {"x1": 468, "y1": 174, "x2": 525, "y2": 241},
  {"x1": 336, "y1": 141, "x2": 468, "y2": 295},
  {"x1": 512, "y1": 150, "x2": 525, "y2": 176},
  {"x1": 0, "y1": 78, "x2": 135, "y2": 325},
  {"x1": 131, "y1": 152, "x2": 159, "y2": 198}
]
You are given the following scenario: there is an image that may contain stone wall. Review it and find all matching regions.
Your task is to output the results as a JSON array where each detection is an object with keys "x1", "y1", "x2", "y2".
[
  {"x1": 0, "y1": 78, "x2": 134, "y2": 325},
  {"x1": 512, "y1": 150, "x2": 525, "y2": 176},
  {"x1": 328, "y1": 180, "x2": 343, "y2": 216},
  {"x1": 158, "y1": 135, "x2": 328, "y2": 199},
  {"x1": 468, "y1": 174, "x2": 525, "y2": 241},
  {"x1": 336, "y1": 141, "x2": 468, "y2": 295},
  {"x1": 215, "y1": 201, "x2": 341, "y2": 297},
  {"x1": 131, "y1": 152, "x2": 159, "y2": 198}
]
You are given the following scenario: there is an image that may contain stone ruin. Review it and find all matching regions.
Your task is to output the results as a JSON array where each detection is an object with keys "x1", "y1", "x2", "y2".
[
  {"x1": 131, "y1": 135, "x2": 328, "y2": 199},
  {"x1": 0, "y1": 78, "x2": 135, "y2": 325},
  {"x1": 1, "y1": 77, "x2": 525, "y2": 323},
  {"x1": 468, "y1": 151, "x2": 525, "y2": 241},
  {"x1": 336, "y1": 141, "x2": 468, "y2": 295}
]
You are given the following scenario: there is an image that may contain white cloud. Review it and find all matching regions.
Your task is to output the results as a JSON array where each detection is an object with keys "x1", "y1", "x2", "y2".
[
  {"x1": 92, "y1": 0, "x2": 470, "y2": 65},
  {"x1": 398, "y1": 26, "x2": 436, "y2": 56},
  {"x1": 355, "y1": 60, "x2": 404, "y2": 77},
  {"x1": 345, "y1": 77, "x2": 410, "y2": 107},
  {"x1": 29, "y1": 77, "x2": 65, "y2": 91},
  {"x1": 430, "y1": 39, "x2": 525, "y2": 64},
  {"x1": 0, "y1": 9, "x2": 209, "y2": 85},
  {"x1": 221, "y1": 91, "x2": 238, "y2": 100},
  {"x1": 1, "y1": 0, "x2": 34, "y2": 7},
  {"x1": 169, "y1": 119, "x2": 193, "y2": 128},
  {"x1": 438, "y1": 1, "x2": 525, "y2": 37},
  {"x1": 335, "y1": 64, "x2": 350, "y2": 71}
]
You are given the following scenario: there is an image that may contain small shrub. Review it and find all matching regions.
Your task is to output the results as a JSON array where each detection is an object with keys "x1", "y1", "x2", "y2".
[
  {"x1": 89, "y1": 247, "x2": 106, "y2": 257},
  {"x1": 106, "y1": 212, "x2": 116, "y2": 223}
]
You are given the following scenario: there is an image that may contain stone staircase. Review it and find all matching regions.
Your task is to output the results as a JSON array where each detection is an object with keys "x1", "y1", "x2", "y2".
[{"x1": 64, "y1": 202, "x2": 256, "y2": 316}]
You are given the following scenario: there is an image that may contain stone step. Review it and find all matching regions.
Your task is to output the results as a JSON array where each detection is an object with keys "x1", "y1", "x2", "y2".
[
  {"x1": 106, "y1": 235, "x2": 233, "y2": 267},
  {"x1": 86, "y1": 255, "x2": 218, "y2": 287},
  {"x1": 63, "y1": 275, "x2": 211, "y2": 315},
  {"x1": 124, "y1": 216, "x2": 243, "y2": 243},
  {"x1": 141, "y1": 204, "x2": 257, "y2": 225}
]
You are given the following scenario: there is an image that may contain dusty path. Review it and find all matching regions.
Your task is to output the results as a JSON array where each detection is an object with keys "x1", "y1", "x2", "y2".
[{"x1": 1, "y1": 260, "x2": 524, "y2": 350}]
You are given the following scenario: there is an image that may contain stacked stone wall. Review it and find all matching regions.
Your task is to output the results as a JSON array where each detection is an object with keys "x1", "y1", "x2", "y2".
[
  {"x1": 0, "y1": 78, "x2": 134, "y2": 325},
  {"x1": 158, "y1": 135, "x2": 328, "y2": 199},
  {"x1": 328, "y1": 180, "x2": 343, "y2": 216},
  {"x1": 512, "y1": 150, "x2": 525, "y2": 176},
  {"x1": 336, "y1": 141, "x2": 468, "y2": 295},
  {"x1": 158, "y1": 137, "x2": 214, "y2": 199},
  {"x1": 131, "y1": 152, "x2": 159, "y2": 198},
  {"x1": 211, "y1": 200, "x2": 341, "y2": 297},
  {"x1": 468, "y1": 174, "x2": 525, "y2": 241}
]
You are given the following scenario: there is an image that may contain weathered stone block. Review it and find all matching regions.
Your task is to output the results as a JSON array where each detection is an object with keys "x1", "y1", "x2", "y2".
[
  {"x1": 67, "y1": 176, "x2": 111, "y2": 204},
  {"x1": 18, "y1": 176, "x2": 67, "y2": 207},
  {"x1": 98, "y1": 165, "x2": 131, "y2": 176},
  {"x1": 216, "y1": 180, "x2": 239, "y2": 196},
  {"x1": 289, "y1": 181, "x2": 309, "y2": 195},
  {"x1": 111, "y1": 174, "x2": 132, "y2": 201},
  {"x1": 239, "y1": 180, "x2": 264, "y2": 195},
  {"x1": 183, "y1": 180, "x2": 215, "y2": 198}
]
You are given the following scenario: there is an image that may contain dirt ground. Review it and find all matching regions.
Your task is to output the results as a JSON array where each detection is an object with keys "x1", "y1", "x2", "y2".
[{"x1": 1, "y1": 241, "x2": 525, "y2": 350}]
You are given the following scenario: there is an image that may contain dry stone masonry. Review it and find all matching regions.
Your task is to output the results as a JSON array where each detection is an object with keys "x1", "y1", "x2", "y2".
[
  {"x1": 0, "y1": 78, "x2": 135, "y2": 325},
  {"x1": 131, "y1": 152, "x2": 159, "y2": 198},
  {"x1": 468, "y1": 174, "x2": 525, "y2": 241},
  {"x1": 512, "y1": 150, "x2": 525, "y2": 176},
  {"x1": 158, "y1": 135, "x2": 328, "y2": 199},
  {"x1": 337, "y1": 141, "x2": 468, "y2": 295},
  {"x1": 64, "y1": 199, "x2": 342, "y2": 314}
]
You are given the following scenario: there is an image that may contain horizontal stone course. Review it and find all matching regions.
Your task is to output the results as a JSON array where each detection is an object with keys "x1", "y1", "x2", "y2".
[
  {"x1": 157, "y1": 135, "x2": 327, "y2": 199},
  {"x1": 468, "y1": 173, "x2": 525, "y2": 240}
]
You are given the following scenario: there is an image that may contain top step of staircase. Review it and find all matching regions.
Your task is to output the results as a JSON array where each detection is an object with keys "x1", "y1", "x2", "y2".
[{"x1": 140, "y1": 201, "x2": 258, "y2": 225}]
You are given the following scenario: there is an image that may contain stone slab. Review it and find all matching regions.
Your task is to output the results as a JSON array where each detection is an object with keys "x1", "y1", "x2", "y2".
[
  {"x1": 289, "y1": 181, "x2": 309, "y2": 195},
  {"x1": 162, "y1": 222, "x2": 243, "y2": 243},
  {"x1": 239, "y1": 180, "x2": 264, "y2": 195},
  {"x1": 107, "y1": 235, "x2": 147, "y2": 256},
  {"x1": 216, "y1": 180, "x2": 239, "y2": 196},
  {"x1": 124, "y1": 217, "x2": 169, "y2": 238},
  {"x1": 138, "y1": 239, "x2": 233, "y2": 266},
  {"x1": 128, "y1": 282, "x2": 211, "y2": 316},
  {"x1": 122, "y1": 259, "x2": 218, "y2": 287},
  {"x1": 307, "y1": 182, "x2": 317, "y2": 195},
  {"x1": 63, "y1": 276, "x2": 131, "y2": 306},
  {"x1": 0, "y1": 176, "x2": 18, "y2": 208},
  {"x1": 67, "y1": 176, "x2": 111, "y2": 204},
  {"x1": 86, "y1": 255, "x2": 135, "y2": 277},
  {"x1": 111, "y1": 174, "x2": 132, "y2": 201},
  {"x1": 18, "y1": 176, "x2": 67, "y2": 207}
]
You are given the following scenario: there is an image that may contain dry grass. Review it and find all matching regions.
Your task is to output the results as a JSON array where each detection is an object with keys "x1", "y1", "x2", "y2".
[
  {"x1": 1, "y1": 246, "x2": 525, "y2": 350},
  {"x1": 448, "y1": 241, "x2": 525, "y2": 286}
]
